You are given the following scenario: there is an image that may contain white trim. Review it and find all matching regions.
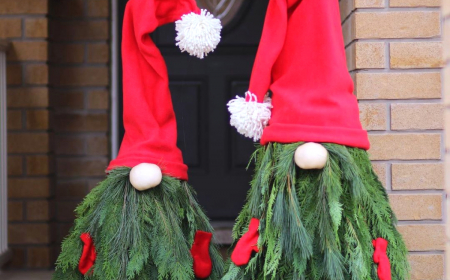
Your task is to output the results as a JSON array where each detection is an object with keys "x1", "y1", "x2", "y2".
[
  {"x1": 0, "y1": 49, "x2": 10, "y2": 265},
  {"x1": 110, "y1": 0, "x2": 120, "y2": 159}
]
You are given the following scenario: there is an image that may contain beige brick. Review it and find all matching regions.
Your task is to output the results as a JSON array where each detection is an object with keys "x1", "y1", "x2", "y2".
[
  {"x1": 50, "y1": 67, "x2": 109, "y2": 86},
  {"x1": 8, "y1": 133, "x2": 49, "y2": 153},
  {"x1": 8, "y1": 178, "x2": 50, "y2": 198},
  {"x1": 0, "y1": 0, "x2": 48, "y2": 14},
  {"x1": 389, "y1": 194, "x2": 442, "y2": 220},
  {"x1": 355, "y1": 0, "x2": 385, "y2": 7},
  {"x1": 88, "y1": 90, "x2": 109, "y2": 109},
  {"x1": 446, "y1": 110, "x2": 450, "y2": 149},
  {"x1": 359, "y1": 103, "x2": 387, "y2": 131},
  {"x1": 51, "y1": 90, "x2": 85, "y2": 109},
  {"x1": 26, "y1": 200, "x2": 49, "y2": 221},
  {"x1": 409, "y1": 254, "x2": 444, "y2": 280},
  {"x1": 347, "y1": 42, "x2": 385, "y2": 70},
  {"x1": 390, "y1": 0, "x2": 440, "y2": 6},
  {"x1": 27, "y1": 247, "x2": 51, "y2": 268},
  {"x1": 392, "y1": 163, "x2": 444, "y2": 190},
  {"x1": 372, "y1": 162, "x2": 387, "y2": 187},
  {"x1": 26, "y1": 110, "x2": 49, "y2": 130},
  {"x1": 54, "y1": 113, "x2": 108, "y2": 132},
  {"x1": 354, "y1": 12, "x2": 440, "y2": 39},
  {"x1": 8, "y1": 156, "x2": 23, "y2": 176},
  {"x1": 51, "y1": 20, "x2": 109, "y2": 41},
  {"x1": 87, "y1": 43, "x2": 110, "y2": 63},
  {"x1": 397, "y1": 224, "x2": 445, "y2": 251},
  {"x1": 7, "y1": 64, "x2": 22, "y2": 85},
  {"x1": 25, "y1": 64, "x2": 49, "y2": 85},
  {"x1": 8, "y1": 201, "x2": 23, "y2": 221},
  {"x1": 25, "y1": 18, "x2": 48, "y2": 38},
  {"x1": 55, "y1": 135, "x2": 85, "y2": 155},
  {"x1": 444, "y1": 67, "x2": 450, "y2": 105},
  {"x1": 8, "y1": 224, "x2": 50, "y2": 244},
  {"x1": 7, "y1": 41, "x2": 48, "y2": 62},
  {"x1": 51, "y1": 0, "x2": 84, "y2": 18},
  {"x1": 444, "y1": 19, "x2": 450, "y2": 62},
  {"x1": 88, "y1": 0, "x2": 110, "y2": 17},
  {"x1": 368, "y1": 134, "x2": 441, "y2": 160},
  {"x1": 444, "y1": 0, "x2": 450, "y2": 16},
  {"x1": 0, "y1": 18, "x2": 22, "y2": 38},
  {"x1": 356, "y1": 72, "x2": 441, "y2": 99},
  {"x1": 49, "y1": 43, "x2": 84, "y2": 64},
  {"x1": 7, "y1": 88, "x2": 49, "y2": 108},
  {"x1": 57, "y1": 158, "x2": 108, "y2": 177},
  {"x1": 391, "y1": 103, "x2": 444, "y2": 130},
  {"x1": 390, "y1": 42, "x2": 443, "y2": 69},
  {"x1": 7, "y1": 110, "x2": 22, "y2": 130},
  {"x1": 86, "y1": 136, "x2": 108, "y2": 156},
  {"x1": 26, "y1": 155, "x2": 50, "y2": 176}
]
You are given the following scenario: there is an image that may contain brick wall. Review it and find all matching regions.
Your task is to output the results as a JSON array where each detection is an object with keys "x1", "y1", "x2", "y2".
[
  {"x1": 1, "y1": 0, "x2": 53, "y2": 269},
  {"x1": 341, "y1": 0, "x2": 445, "y2": 279},
  {"x1": 48, "y1": 0, "x2": 110, "y2": 263},
  {"x1": 1, "y1": 0, "x2": 110, "y2": 270},
  {"x1": 443, "y1": 0, "x2": 450, "y2": 278}
]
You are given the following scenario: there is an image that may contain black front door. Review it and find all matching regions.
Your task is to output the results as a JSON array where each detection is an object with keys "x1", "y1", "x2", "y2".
[{"x1": 118, "y1": 0, "x2": 269, "y2": 220}]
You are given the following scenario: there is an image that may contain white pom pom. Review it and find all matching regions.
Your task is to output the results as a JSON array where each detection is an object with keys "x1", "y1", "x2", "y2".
[
  {"x1": 129, "y1": 163, "x2": 163, "y2": 191},
  {"x1": 227, "y1": 92, "x2": 272, "y2": 142},
  {"x1": 175, "y1": 9, "x2": 222, "y2": 59}
]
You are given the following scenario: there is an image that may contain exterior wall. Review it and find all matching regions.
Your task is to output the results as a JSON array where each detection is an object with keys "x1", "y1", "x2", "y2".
[
  {"x1": 443, "y1": 0, "x2": 450, "y2": 279},
  {"x1": 1, "y1": 0, "x2": 53, "y2": 270},
  {"x1": 340, "y1": 0, "x2": 445, "y2": 279},
  {"x1": 48, "y1": 0, "x2": 110, "y2": 264}
]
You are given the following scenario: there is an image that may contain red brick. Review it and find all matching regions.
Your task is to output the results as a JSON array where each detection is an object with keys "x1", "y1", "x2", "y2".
[
  {"x1": 56, "y1": 201, "x2": 79, "y2": 222},
  {"x1": 8, "y1": 224, "x2": 50, "y2": 244},
  {"x1": 25, "y1": 18, "x2": 48, "y2": 38},
  {"x1": 50, "y1": 0, "x2": 84, "y2": 18},
  {"x1": 87, "y1": 43, "x2": 110, "y2": 63},
  {"x1": 51, "y1": 90, "x2": 85, "y2": 109},
  {"x1": 56, "y1": 180, "x2": 88, "y2": 199},
  {"x1": 0, "y1": 18, "x2": 22, "y2": 38},
  {"x1": 8, "y1": 178, "x2": 50, "y2": 198},
  {"x1": 25, "y1": 64, "x2": 49, "y2": 85},
  {"x1": 88, "y1": 0, "x2": 110, "y2": 17},
  {"x1": 8, "y1": 133, "x2": 49, "y2": 153},
  {"x1": 55, "y1": 135, "x2": 85, "y2": 155},
  {"x1": 88, "y1": 90, "x2": 109, "y2": 109},
  {"x1": 4, "y1": 247, "x2": 25, "y2": 269}
]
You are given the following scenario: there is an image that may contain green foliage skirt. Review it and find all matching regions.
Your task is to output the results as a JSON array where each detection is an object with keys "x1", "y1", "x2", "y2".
[
  {"x1": 53, "y1": 168, "x2": 224, "y2": 280},
  {"x1": 223, "y1": 143, "x2": 410, "y2": 280}
]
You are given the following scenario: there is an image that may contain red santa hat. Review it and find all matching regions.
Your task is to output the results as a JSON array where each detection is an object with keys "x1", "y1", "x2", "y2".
[
  {"x1": 227, "y1": 0, "x2": 370, "y2": 150},
  {"x1": 107, "y1": 0, "x2": 222, "y2": 180}
]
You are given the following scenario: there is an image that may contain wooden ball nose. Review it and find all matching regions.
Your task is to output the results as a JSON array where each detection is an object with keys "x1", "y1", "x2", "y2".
[
  {"x1": 129, "y1": 163, "x2": 163, "y2": 191},
  {"x1": 294, "y1": 143, "x2": 328, "y2": 170}
]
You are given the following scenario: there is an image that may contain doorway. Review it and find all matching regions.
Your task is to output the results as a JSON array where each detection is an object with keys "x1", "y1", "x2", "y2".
[{"x1": 115, "y1": 0, "x2": 269, "y2": 220}]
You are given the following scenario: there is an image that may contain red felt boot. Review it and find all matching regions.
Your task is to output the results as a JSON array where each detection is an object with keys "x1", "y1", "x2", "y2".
[
  {"x1": 231, "y1": 218, "x2": 260, "y2": 266},
  {"x1": 373, "y1": 238, "x2": 392, "y2": 280},
  {"x1": 190, "y1": 231, "x2": 213, "y2": 279},
  {"x1": 78, "y1": 233, "x2": 97, "y2": 275}
]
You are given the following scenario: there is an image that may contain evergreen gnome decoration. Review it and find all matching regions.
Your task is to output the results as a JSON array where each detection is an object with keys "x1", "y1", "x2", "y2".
[
  {"x1": 52, "y1": 0, "x2": 223, "y2": 279},
  {"x1": 224, "y1": 0, "x2": 410, "y2": 279}
]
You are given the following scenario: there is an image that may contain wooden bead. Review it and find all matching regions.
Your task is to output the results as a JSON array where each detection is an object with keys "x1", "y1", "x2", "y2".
[
  {"x1": 294, "y1": 143, "x2": 328, "y2": 170},
  {"x1": 129, "y1": 163, "x2": 163, "y2": 191}
]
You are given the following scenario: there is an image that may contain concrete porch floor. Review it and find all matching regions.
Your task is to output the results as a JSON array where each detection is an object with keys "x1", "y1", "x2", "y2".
[{"x1": 0, "y1": 272, "x2": 53, "y2": 280}]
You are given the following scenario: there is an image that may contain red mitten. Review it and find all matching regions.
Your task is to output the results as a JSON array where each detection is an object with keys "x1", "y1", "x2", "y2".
[
  {"x1": 372, "y1": 238, "x2": 391, "y2": 280},
  {"x1": 190, "y1": 231, "x2": 213, "y2": 279},
  {"x1": 231, "y1": 218, "x2": 260, "y2": 266},
  {"x1": 79, "y1": 233, "x2": 97, "y2": 275}
]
